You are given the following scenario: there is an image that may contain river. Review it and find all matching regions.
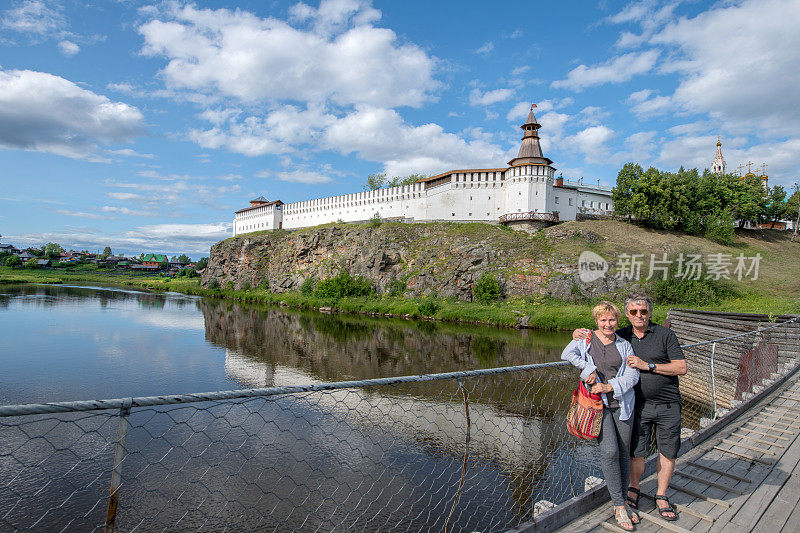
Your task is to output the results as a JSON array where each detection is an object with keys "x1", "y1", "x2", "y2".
[{"x1": 0, "y1": 284, "x2": 599, "y2": 532}]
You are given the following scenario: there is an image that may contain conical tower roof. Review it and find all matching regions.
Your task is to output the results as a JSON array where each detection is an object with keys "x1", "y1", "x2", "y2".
[{"x1": 508, "y1": 104, "x2": 553, "y2": 166}]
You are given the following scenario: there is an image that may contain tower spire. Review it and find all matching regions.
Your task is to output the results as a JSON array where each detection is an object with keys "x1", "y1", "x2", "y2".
[
  {"x1": 508, "y1": 103, "x2": 552, "y2": 166},
  {"x1": 712, "y1": 137, "x2": 726, "y2": 174}
]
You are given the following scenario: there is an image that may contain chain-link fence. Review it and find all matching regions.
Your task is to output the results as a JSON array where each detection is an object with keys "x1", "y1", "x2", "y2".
[{"x1": 1, "y1": 316, "x2": 798, "y2": 532}]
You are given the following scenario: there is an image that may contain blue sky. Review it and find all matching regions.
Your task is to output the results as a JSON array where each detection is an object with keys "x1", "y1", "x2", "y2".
[{"x1": 1, "y1": 0, "x2": 798, "y2": 258}]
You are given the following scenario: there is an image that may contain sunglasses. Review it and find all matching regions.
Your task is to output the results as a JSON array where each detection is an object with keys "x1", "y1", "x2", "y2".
[{"x1": 628, "y1": 309, "x2": 649, "y2": 316}]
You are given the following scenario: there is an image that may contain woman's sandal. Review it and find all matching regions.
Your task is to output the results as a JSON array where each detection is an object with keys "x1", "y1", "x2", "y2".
[
  {"x1": 626, "y1": 487, "x2": 640, "y2": 524},
  {"x1": 614, "y1": 505, "x2": 635, "y2": 531},
  {"x1": 655, "y1": 494, "x2": 678, "y2": 521}
]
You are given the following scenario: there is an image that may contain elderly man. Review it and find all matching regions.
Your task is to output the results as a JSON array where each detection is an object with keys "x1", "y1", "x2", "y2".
[{"x1": 574, "y1": 293, "x2": 686, "y2": 521}]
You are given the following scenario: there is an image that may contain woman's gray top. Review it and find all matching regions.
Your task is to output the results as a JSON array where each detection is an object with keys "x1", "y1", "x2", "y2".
[{"x1": 590, "y1": 334, "x2": 622, "y2": 407}]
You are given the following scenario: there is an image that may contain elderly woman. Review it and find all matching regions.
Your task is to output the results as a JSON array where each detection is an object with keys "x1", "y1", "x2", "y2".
[{"x1": 561, "y1": 301, "x2": 640, "y2": 531}]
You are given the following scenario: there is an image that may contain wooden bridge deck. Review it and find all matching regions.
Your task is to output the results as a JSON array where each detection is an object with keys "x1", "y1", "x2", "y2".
[{"x1": 555, "y1": 374, "x2": 800, "y2": 533}]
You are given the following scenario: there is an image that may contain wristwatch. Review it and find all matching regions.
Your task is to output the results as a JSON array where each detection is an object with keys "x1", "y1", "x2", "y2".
[{"x1": 648, "y1": 362, "x2": 656, "y2": 373}]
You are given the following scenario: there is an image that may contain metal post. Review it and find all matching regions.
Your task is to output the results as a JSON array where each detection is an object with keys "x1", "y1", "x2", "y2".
[
  {"x1": 104, "y1": 398, "x2": 132, "y2": 532},
  {"x1": 711, "y1": 343, "x2": 718, "y2": 420}
]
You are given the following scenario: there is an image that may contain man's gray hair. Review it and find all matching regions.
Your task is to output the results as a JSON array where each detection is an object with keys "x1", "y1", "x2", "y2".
[{"x1": 624, "y1": 292, "x2": 653, "y2": 314}]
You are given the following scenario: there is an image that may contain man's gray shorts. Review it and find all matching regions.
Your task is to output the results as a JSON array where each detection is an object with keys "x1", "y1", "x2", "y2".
[{"x1": 631, "y1": 401, "x2": 681, "y2": 460}]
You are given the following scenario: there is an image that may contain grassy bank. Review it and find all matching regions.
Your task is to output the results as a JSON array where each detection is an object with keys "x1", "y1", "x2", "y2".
[{"x1": 4, "y1": 266, "x2": 798, "y2": 331}]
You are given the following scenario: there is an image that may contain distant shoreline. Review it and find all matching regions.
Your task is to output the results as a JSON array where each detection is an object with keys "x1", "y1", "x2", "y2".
[{"x1": 3, "y1": 266, "x2": 797, "y2": 331}]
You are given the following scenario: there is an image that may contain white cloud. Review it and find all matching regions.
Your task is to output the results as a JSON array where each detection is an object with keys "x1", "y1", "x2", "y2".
[
  {"x1": 551, "y1": 50, "x2": 660, "y2": 91},
  {"x1": 468, "y1": 88, "x2": 514, "y2": 107},
  {"x1": 1, "y1": 0, "x2": 63, "y2": 36},
  {"x1": 55, "y1": 209, "x2": 113, "y2": 220},
  {"x1": 506, "y1": 98, "x2": 573, "y2": 122},
  {"x1": 0, "y1": 69, "x2": 145, "y2": 159},
  {"x1": 289, "y1": 0, "x2": 382, "y2": 35},
  {"x1": 138, "y1": 2, "x2": 438, "y2": 108},
  {"x1": 190, "y1": 105, "x2": 334, "y2": 156},
  {"x1": 563, "y1": 126, "x2": 615, "y2": 163},
  {"x1": 605, "y1": 0, "x2": 683, "y2": 48},
  {"x1": 108, "y1": 148, "x2": 155, "y2": 159},
  {"x1": 8, "y1": 222, "x2": 233, "y2": 256},
  {"x1": 101, "y1": 206, "x2": 155, "y2": 217},
  {"x1": 651, "y1": 0, "x2": 800, "y2": 137},
  {"x1": 511, "y1": 65, "x2": 530, "y2": 77},
  {"x1": 475, "y1": 41, "x2": 494, "y2": 55},
  {"x1": 626, "y1": 89, "x2": 672, "y2": 117},
  {"x1": 578, "y1": 106, "x2": 611, "y2": 125},
  {"x1": 57, "y1": 39, "x2": 79, "y2": 56},
  {"x1": 256, "y1": 169, "x2": 334, "y2": 184},
  {"x1": 323, "y1": 106, "x2": 506, "y2": 176},
  {"x1": 105, "y1": 178, "x2": 241, "y2": 208}
]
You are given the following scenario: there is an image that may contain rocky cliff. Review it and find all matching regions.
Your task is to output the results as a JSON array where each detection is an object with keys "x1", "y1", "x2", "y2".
[{"x1": 202, "y1": 222, "x2": 625, "y2": 301}]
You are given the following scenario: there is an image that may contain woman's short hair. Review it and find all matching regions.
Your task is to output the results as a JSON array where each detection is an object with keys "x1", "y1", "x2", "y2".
[{"x1": 592, "y1": 301, "x2": 621, "y2": 321}]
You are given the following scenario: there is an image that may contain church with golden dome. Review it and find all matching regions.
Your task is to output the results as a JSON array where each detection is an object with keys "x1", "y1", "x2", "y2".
[{"x1": 712, "y1": 138, "x2": 769, "y2": 190}]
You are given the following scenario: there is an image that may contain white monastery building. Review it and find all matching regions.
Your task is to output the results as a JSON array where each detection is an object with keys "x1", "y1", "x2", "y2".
[{"x1": 233, "y1": 106, "x2": 614, "y2": 236}]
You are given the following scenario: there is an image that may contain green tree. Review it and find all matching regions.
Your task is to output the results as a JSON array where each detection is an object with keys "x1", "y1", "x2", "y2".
[
  {"x1": 5, "y1": 254, "x2": 22, "y2": 267},
  {"x1": 386, "y1": 174, "x2": 425, "y2": 187},
  {"x1": 612, "y1": 162, "x2": 643, "y2": 220},
  {"x1": 362, "y1": 173, "x2": 386, "y2": 191},
  {"x1": 42, "y1": 242, "x2": 65, "y2": 259},
  {"x1": 102, "y1": 246, "x2": 113, "y2": 258},
  {"x1": 176, "y1": 254, "x2": 190, "y2": 264},
  {"x1": 764, "y1": 185, "x2": 787, "y2": 228},
  {"x1": 25, "y1": 257, "x2": 38, "y2": 268},
  {"x1": 195, "y1": 257, "x2": 209, "y2": 270}
]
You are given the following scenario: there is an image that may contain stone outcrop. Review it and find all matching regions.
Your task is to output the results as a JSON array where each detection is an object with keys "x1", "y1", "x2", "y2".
[{"x1": 202, "y1": 222, "x2": 627, "y2": 301}]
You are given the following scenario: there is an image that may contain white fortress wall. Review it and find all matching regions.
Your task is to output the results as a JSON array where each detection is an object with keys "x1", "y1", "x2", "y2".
[{"x1": 231, "y1": 108, "x2": 616, "y2": 236}]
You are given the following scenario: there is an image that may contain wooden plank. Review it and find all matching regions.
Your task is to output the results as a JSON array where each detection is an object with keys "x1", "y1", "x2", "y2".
[
  {"x1": 639, "y1": 491, "x2": 715, "y2": 522},
  {"x1": 669, "y1": 482, "x2": 731, "y2": 508},
  {"x1": 739, "y1": 425, "x2": 791, "y2": 440},
  {"x1": 721, "y1": 438, "x2": 776, "y2": 455},
  {"x1": 687, "y1": 460, "x2": 752, "y2": 483},
  {"x1": 674, "y1": 470, "x2": 745, "y2": 495},
  {"x1": 599, "y1": 520, "x2": 628, "y2": 533},
  {"x1": 637, "y1": 508, "x2": 694, "y2": 533},
  {"x1": 745, "y1": 421, "x2": 795, "y2": 433},
  {"x1": 764, "y1": 405, "x2": 800, "y2": 415},
  {"x1": 721, "y1": 407, "x2": 800, "y2": 532},
  {"x1": 713, "y1": 446, "x2": 774, "y2": 465},
  {"x1": 756, "y1": 412, "x2": 798, "y2": 424},
  {"x1": 730, "y1": 433, "x2": 786, "y2": 448}
]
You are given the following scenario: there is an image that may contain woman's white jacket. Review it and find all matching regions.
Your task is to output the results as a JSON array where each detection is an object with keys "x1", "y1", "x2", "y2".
[{"x1": 560, "y1": 336, "x2": 640, "y2": 421}]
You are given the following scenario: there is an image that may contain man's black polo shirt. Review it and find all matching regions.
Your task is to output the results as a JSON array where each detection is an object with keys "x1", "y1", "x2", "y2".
[{"x1": 617, "y1": 322, "x2": 685, "y2": 404}]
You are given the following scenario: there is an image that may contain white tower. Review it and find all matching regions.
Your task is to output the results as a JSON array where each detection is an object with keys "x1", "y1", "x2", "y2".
[{"x1": 712, "y1": 137, "x2": 726, "y2": 174}]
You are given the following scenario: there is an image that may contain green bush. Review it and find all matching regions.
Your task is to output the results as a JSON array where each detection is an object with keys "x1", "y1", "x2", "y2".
[
  {"x1": 313, "y1": 271, "x2": 374, "y2": 300},
  {"x1": 473, "y1": 272, "x2": 502, "y2": 303},
  {"x1": 368, "y1": 212, "x2": 381, "y2": 228},
  {"x1": 5, "y1": 254, "x2": 22, "y2": 267},
  {"x1": 241, "y1": 281, "x2": 251, "y2": 291},
  {"x1": 300, "y1": 276, "x2": 315, "y2": 296},
  {"x1": 258, "y1": 279, "x2": 270, "y2": 290},
  {"x1": 207, "y1": 278, "x2": 219, "y2": 289},
  {"x1": 24, "y1": 258, "x2": 38, "y2": 268},
  {"x1": 650, "y1": 276, "x2": 734, "y2": 306},
  {"x1": 186, "y1": 268, "x2": 198, "y2": 278},
  {"x1": 386, "y1": 277, "x2": 406, "y2": 297},
  {"x1": 417, "y1": 299, "x2": 439, "y2": 316},
  {"x1": 704, "y1": 210, "x2": 736, "y2": 245}
]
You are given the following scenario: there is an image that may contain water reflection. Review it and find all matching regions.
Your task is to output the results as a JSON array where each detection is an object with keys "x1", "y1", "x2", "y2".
[{"x1": 0, "y1": 284, "x2": 597, "y2": 531}]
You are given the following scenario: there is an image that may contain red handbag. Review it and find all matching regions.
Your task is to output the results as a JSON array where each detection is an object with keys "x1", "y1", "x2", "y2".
[{"x1": 566, "y1": 381, "x2": 603, "y2": 439}]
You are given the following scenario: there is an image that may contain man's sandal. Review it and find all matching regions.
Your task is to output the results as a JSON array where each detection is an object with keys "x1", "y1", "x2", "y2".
[
  {"x1": 626, "y1": 487, "x2": 640, "y2": 523},
  {"x1": 614, "y1": 506, "x2": 635, "y2": 531},
  {"x1": 654, "y1": 495, "x2": 678, "y2": 521}
]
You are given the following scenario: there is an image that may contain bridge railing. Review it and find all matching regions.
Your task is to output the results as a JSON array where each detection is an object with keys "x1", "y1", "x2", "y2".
[{"x1": 1, "y1": 317, "x2": 798, "y2": 532}]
